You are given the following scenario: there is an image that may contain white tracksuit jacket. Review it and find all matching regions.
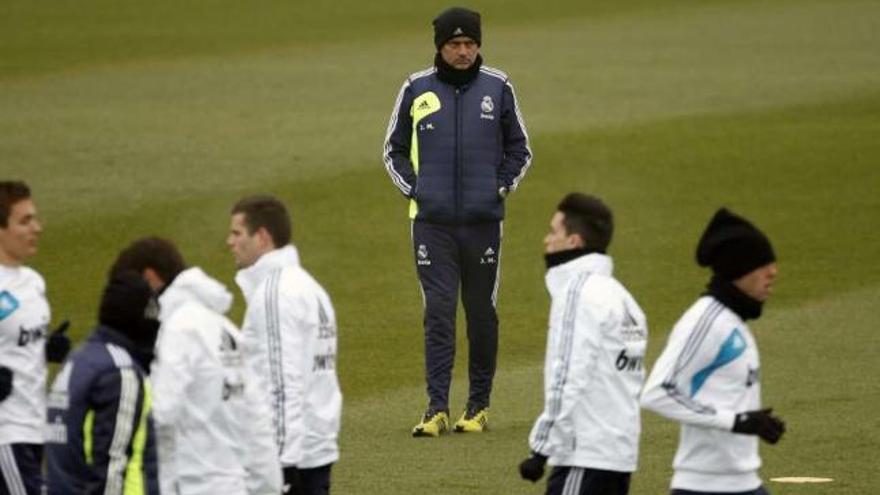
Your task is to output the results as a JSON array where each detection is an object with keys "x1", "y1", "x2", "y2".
[
  {"x1": 0, "y1": 265, "x2": 50, "y2": 445},
  {"x1": 640, "y1": 296, "x2": 763, "y2": 492},
  {"x1": 528, "y1": 253, "x2": 648, "y2": 472},
  {"x1": 236, "y1": 245, "x2": 342, "y2": 469},
  {"x1": 151, "y1": 267, "x2": 282, "y2": 495}
]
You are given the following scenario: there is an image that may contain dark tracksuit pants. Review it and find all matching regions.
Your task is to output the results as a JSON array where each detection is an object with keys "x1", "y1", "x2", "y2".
[
  {"x1": 284, "y1": 465, "x2": 332, "y2": 495},
  {"x1": 412, "y1": 221, "x2": 501, "y2": 412},
  {"x1": 546, "y1": 467, "x2": 632, "y2": 495},
  {"x1": 0, "y1": 443, "x2": 42, "y2": 495}
]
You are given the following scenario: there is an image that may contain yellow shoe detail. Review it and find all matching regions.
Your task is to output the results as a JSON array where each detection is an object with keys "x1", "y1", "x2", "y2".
[
  {"x1": 454, "y1": 407, "x2": 489, "y2": 433},
  {"x1": 412, "y1": 410, "x2": 450, "y2": 437}
]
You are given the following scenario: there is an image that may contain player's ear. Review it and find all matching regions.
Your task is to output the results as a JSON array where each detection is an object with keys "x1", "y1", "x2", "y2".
[{"x1": 256, "y1": 226, "x2": 276, "y2": 250}]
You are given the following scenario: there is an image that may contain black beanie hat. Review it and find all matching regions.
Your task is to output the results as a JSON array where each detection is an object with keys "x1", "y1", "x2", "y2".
[
  {"x1": 433, "y1": 7, "x2": 481, "y2": 49},
  {"x1": 696, "y1": 208, "x2": 776, "y2": 280},
  {"x1": 99, "y1": 271, "x2": 158, "y2": 335}
]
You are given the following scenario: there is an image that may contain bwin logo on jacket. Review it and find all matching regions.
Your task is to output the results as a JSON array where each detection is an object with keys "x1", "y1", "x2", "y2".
[{"x1": 0, "y1": 290, "x2": 20, "y2": 321}]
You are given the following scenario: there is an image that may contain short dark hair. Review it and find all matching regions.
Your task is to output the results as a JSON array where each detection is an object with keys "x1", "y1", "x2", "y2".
[
  {"x1": 109, "y1": 237, "x2": 186, "y2": 285},
  {"x1": 557, "y1": 193, "x2": 614, "y2": 252},
  {"x1": 231, "y1": 195, "x2": 292, "y2": 247},
  {"x1": 0, "y1": 181, "x2": 31, "y2": 228}
]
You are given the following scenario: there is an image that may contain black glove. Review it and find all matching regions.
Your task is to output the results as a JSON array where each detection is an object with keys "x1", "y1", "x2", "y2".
[
  {"x1": 732, "y1": 408, "x2": 786, "y2": 444},
  {"x1": 0, "y1": 367, "x2": 13, "y2": 402},
  {"x1": 45, "y1": 320, "x2": 72, "y2": 363},
  {"x1": 518, "y1": 452, "x2": 547, "y2": 482}
]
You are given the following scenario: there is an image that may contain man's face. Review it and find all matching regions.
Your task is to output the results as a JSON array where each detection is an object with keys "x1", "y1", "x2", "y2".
[
  {"x1": 226, "y1": 213, "x2": 269, "y2": 269},
  {"x1": 0, "y1": 199, "x2": 42, "y2": 266},
  {"x1": 733, "y1": 262, "x2": 779, "y2": 302},
  {"x1": 544, "y1": 211, "x2": 582, "y2": 254},
  {"x1": 440, "y1": 36, "x2": 479, "y2": 69}
]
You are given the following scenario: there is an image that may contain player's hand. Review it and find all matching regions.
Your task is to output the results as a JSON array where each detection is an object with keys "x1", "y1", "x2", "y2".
[
  {"x1": 732, "y1": 408, "x2": 786, "y2": 444},
  {"x1": 46, "y1": 320, "x2": 72, "y2": 363},
  {"x1": 518, "y1": 452, "x2": 547, "y2": 482},
  {"x1": 0, "y1": 367, "x2": 13, "y2": 402}
]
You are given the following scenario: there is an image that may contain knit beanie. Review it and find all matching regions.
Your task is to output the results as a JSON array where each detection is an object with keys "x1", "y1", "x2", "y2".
[
  {"x1": 696, "y1": 208, "x2": 776, "y2": 280},
  {"x1": 433, "y1": 7, "x2": 481, "y2": 49}
]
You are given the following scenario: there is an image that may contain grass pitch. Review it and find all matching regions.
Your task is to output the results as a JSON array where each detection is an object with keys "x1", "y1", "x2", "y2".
[{"x1": 2, "y1": 0, "x2": 878, "y2": 493}]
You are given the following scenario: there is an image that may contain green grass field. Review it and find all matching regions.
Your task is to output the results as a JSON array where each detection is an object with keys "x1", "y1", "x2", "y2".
[{"x1": 2, "y1": 0, "x2": 879, "y2": 493}]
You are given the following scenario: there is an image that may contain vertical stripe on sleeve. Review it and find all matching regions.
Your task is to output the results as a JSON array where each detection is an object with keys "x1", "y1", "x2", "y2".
[
  {"x1": 660, "y1": 301, "x2": 725, "y2": 415},
  {"x1": 531, "y1": 273, "x2": 591, "y2": 452},
  {"x1": 264, "y1": 269, "x2": 287, "y2": 453},
  {"x1": 104, "y1": 368, "x2": 140, "y2": 495}
]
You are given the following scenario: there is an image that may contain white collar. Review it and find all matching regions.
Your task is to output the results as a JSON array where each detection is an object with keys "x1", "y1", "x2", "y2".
[
  {"x1": 234, "y1": 245, "x2": 300, "y2": 303},
  {"x1": 545, "y1": 252, "x2": 613, "y2": 291}
]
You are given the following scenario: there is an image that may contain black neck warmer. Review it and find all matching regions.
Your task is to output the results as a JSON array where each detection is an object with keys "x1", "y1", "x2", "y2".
[
  {"x1": 706, "y1": 275, "x2": 763, "y2": 321},
  {"x1": 98, "y1": 324, "x2": 158, "y2": 372},
  {"x1": 435, "y1": 53, "x2": 482, "y2": 87},
  {"x1": 545, "y1": 248, "x2": 604, "y2": 270}
]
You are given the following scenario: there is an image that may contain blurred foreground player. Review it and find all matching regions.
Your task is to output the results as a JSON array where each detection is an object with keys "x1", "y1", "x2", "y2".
[
  {"x1": 229, "y1": 196, "x2": 341, "y2": 495},
  {"x1": 519, "y1": 194, "x2": 647, "y2": 495},
  {"x1": 641, "y1": 208, "x2": 786, "y2": 495},
  {"x1": 112, "y1": 237, "x2": 282, "y2": 495},
  {"x1": 0, "y1": 181, "x2": 70, "y2": 495},
  {"x1": 46, "y1": 272, "x2": 160, "y2": 494}
]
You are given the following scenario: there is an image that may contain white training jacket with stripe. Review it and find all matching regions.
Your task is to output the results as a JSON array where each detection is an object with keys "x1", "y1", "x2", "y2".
[
  {"x1": 640, "y1": 296, "x2": 763, "y2": 492},
  {"x1": 0, "y1": 265, "x2": 50, "y2": 445},
  {"x1": 151, "y1": 267, "x2": 282, "y2": 495},
  {"x1": 528, "y1": 253, "x2": 648, "y2": 472},
  {"x1": 236, "y1": 245, "x2": 342, "y2": 469}
]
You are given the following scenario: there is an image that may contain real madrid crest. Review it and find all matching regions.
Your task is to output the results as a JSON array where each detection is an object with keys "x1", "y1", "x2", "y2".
[{"x1": 481, "y1": 95, "x2": 494, "y2": 114}]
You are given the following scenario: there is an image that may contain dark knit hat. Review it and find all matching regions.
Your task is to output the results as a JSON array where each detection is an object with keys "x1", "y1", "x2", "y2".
[
  {"x1": 433, "y1": 7, "x2": 481, "y2": 49},
  {"x1": 99, "y1": 271, "x2": 158, "y2": 335},
  {"x1": 696, "y1": 208, "x2": 776, "y2": 280}
]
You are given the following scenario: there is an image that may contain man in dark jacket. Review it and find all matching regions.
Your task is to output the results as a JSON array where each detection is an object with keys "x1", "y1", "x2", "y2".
[
  {"x1": 45, "y1": 272, "x2": 160, "y2": 495},
  {"x1": 383, "y1": 6, "x2": 532, "y2": 436}
]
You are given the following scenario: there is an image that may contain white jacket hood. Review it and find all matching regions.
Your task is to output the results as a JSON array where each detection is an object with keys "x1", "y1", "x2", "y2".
[
  {"x1": 235, "y1": 245, "x2": 300, "y2": 303},
  {"x1": 159, "y1": 267, "x2": 233, "y2": 321}
]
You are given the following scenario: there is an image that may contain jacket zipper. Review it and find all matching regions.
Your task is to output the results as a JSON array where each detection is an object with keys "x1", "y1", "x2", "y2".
[{"x1": 455, "y1": 87, "x2": 463, "y2": 222}]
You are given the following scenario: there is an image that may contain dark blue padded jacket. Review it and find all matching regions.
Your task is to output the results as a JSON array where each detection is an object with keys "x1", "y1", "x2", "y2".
[
  {"x1": 384, "y1": 64, "x2": 532, "y2": 224},
  {"x1": 45, "y1": 326, "x2": 159, "y2": 495}
]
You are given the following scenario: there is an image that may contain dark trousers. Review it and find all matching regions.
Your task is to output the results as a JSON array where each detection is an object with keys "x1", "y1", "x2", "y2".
[
  {"x1": 0, "y1": 443, "x2": 43, "y2": 495},
  {"x1": 283, "y1": 464, "x2": 332, "y2": 495},
  {"x1": 671, "y1": 488, "x2": 769, "y2": 495},
  {"x1": 546, "y1": 466, "x2": 631, "y2": 495},
  {"x1": 412, "y1": 221, "x2": 501, "y2": 411}
]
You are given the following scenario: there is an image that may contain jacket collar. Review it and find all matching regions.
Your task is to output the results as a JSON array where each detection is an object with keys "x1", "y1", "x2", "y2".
[
  {"x1": 158, "y1": 267, "x2": 233, "y2": 322},
  {"x1": 705, "y1": 275, "x2": 763, "y2": 321},
  {"x1": 92, "y1": 325, "x2": 138, "y2": 352},
  {"x1": 234, "y1": 245, "x2": 300, "y2": 303},
  {"x1": 434, "y1": 53, "x2": 483, "y2": 87},
  {"x1": 545, "y1": 252, "x2": 613, "y2": 291},
  {"x1": 91, "y1": 325, "x2": 154, "y2": 370}
]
